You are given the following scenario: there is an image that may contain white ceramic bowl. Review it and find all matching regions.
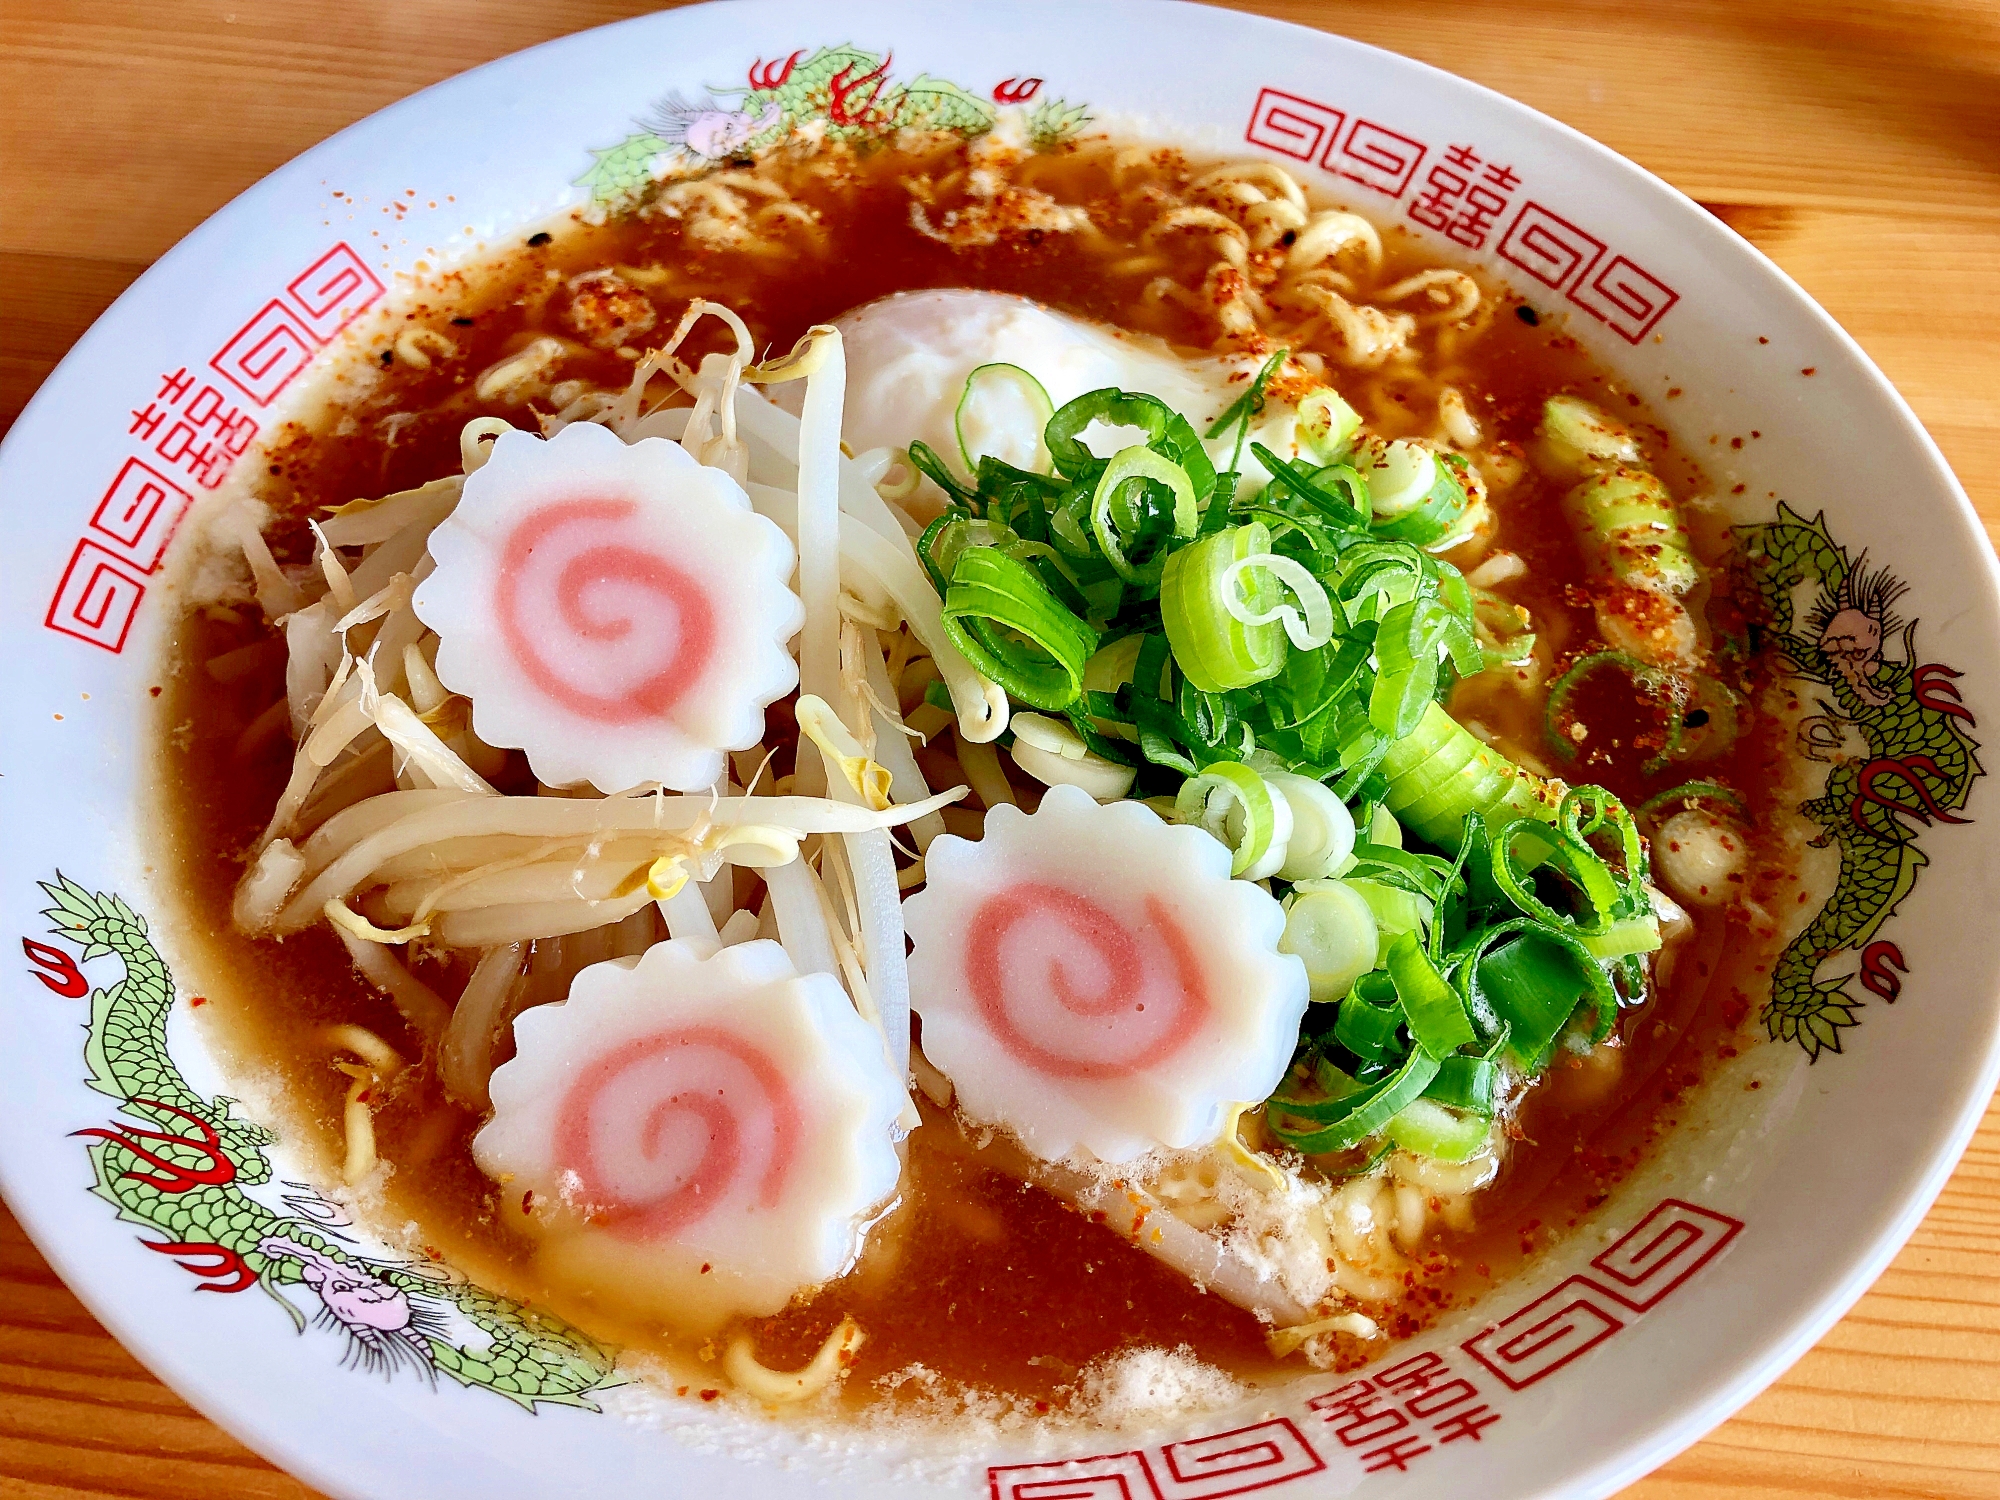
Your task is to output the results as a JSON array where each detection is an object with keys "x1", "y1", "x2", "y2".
[{"x1": 3, "y1": 3, "x2": 1998, "y2": 1496}]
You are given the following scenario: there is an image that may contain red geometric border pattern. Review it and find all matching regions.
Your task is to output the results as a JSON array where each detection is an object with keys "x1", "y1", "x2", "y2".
[
  {"x1": 1244, "y1": 88, "x2": 1345, "y2": 165},
  {"x1": 991, "y1": 1196, "x2": 1741, "y2": 1494},
  {"x1": 990, "y1": 1421, "x2": 1324, "y2": 1500},
  {"x1": 1156, "y1": 1419, "x2": 1324, "y2": 1497},
  {"x1": 1464, "y1": 1198, "x2": 1745, "y2": 1390},
  {"x1": 87, "y1": 457, "x2": 192, "y2": 574},
  {"x1": 1242, "y1": 86, "x2": 1678, "y2": 343},
  {"x1": 46, "y1": 241, "x2": 382, "y2": 653},
  {"x1": 1461, "y1": 1275, "x2": 1626, "y2": 1392},
  {"x1": 208, "y1": 300, "x2": 321, "y2": 408},
  {"x1": 1496, "y1": 201, "x2": 1606, "y2": 292},
  {"x1": 1331, "y1": 119, "x2": 1427, "y2": 199},
  {"x1": 1567, "y1": 253, "x2": 1682, "y2": 345},
  {"x1": 44, "y1": 541, "x2": 149, "y2": 654},
  {"x1": 285, "y1": 242, "x2": 386, "y2": 342},
  {"x1": 1590, "y1": 1198, "x2": 1743, "y2": 1311},
  {"x1": 991, "y1": 1452, "x2": 1158, "y2": 1500}
]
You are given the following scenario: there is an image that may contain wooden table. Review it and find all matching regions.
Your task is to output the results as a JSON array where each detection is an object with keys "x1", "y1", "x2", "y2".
[{"x1": 4, "y1": 1, "x2": 1999, "y2": 1495}]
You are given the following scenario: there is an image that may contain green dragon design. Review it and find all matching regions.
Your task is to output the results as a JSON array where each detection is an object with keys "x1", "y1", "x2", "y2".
[
  {"x1": 1736, "y1": 505, "x2": 1982, "y2": 1058},
  {"x1": 37, "y1": 874, "x2": 616, "y2": 1409},
  {"x1": 578, "y1": 45, "x2": 1089, "y2": 207}
]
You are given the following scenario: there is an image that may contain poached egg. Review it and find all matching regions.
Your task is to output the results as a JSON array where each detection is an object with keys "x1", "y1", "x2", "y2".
[{"x1": 791, "y1": 289, "x2": 1317, "y2": 491}]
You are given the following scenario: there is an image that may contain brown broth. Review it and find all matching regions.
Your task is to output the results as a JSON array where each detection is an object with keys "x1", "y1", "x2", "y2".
[{"x1": 153, "y1": 136, "x2": 1797, "y2": 1409}]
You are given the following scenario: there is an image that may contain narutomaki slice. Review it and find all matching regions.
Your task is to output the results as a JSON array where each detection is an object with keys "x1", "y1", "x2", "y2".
[
  {"x1": 415, "y1": 420, "x2": 801, "y2": 793},
  {"x1": 474, "y1": 939, "x2": 906, "y2": 1333},
  {"x1": 905, "y1": 784, "x2": 1309, "y2": 1163}
]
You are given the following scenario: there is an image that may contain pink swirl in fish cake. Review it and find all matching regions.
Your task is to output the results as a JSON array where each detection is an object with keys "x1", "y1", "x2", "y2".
[
  {"x1": 552, "y1": 1024, "x2": 802, "y2": 1240},
  {"x1": 495, "y1": 497, "x2": 716, "y2": 724},
  {"x1": 966, "y1": 883, "x2": 1210, "y2": 1079}
]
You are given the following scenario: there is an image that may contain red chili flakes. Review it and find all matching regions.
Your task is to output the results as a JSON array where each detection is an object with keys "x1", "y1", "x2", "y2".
[
  {"x1": 1758, "y1": 335, "x2": 1770, "y2": 344},
  {"x1": 1666, "y1": 386, "x2": 1682, "y2": 398},
  {"x1": 1751, "y1": 430, "x2": 1762, "y2": 438},
  {"x1": 423, "y1": 1245, "x2": 443, "y2": 1262},
  {"x1": 700, "y1": 1262, "x2": 713, "y2": 1274},
  {"x1": 1801, "y1": 366, "x2": 1816, "y2": 376},
  {"x1": 676, "y1": 1385, "x2": 689, "y2": 1397},
  {"x1": 699, "y1": 1389, "x2": 720, "y2": 1402},
  {"x1": 521, "y1": 1189, "x2": 535, "y2": 1214},
  {"x1": 1747, "y1": 1080, "x2": 1763, "y2": 1090},
  {"x1": 1730, "y1": 436, "x2": 1744, "y2": 450},
  {"x1": 1731, "y1": 483, "x2": 1747, "y2": 494},
  {"x1": 149, "y1": 685, "x2": 163, "y2": 697},
  {"x1": 189, "y1": 995, "x2": 208, "y2": 1008}
]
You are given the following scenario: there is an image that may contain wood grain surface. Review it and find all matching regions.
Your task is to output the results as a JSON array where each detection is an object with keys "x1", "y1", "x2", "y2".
[{"x1": 3, "y1": 2, "x2": 1998, "y2": 1496}]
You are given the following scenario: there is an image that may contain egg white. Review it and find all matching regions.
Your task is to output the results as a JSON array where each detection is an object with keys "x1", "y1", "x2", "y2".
[{"x1": 789, "y1": 289, "x2": 1312, "y2": 493}]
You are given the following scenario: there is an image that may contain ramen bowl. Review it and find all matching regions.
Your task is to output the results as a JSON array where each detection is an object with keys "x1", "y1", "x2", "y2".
[{"x1": 2, "y1": 2, "x2": 1997, "y2": 1497}]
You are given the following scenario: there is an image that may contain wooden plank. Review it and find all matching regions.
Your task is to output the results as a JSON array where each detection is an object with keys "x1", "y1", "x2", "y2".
[
  {"x1": 1699, "y1": 203, "x2": 2000, "y2": 545},
  {"x1": 0, "y1": 253, "x2": 146, "y2": 442}
]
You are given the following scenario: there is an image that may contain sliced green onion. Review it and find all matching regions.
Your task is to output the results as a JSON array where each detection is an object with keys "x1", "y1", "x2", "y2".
[
  {"x1": 1344, "y1": 876, "x2": 1440, "y2": 944},
  {"x1": 1481, "y1": 804, "x2": 1638, "y2": 940},
  {"x1": 1368, "y1": 804, "x2": 1404, "y2": 849},
  {"x1": 1160, "y1": 523, "x2": 1286, "y2": 692},
  {"x1": 1542, "y1": 650, "x2": 1678, "y2": 766},
  {"x1": 1384, "y1": 1097, "x2": 1488, "y2": 1162},
  {"x1": 1045, "y1": 389, "x2": 1216, "y2": 500},
  {"x1": 1007, "y1": 712, "x2": 1137, "y2": 801},
  {"x1": 1345, "y1": 846, "x2": 1457, "y2": 909},
  {"x1": 1281, "y1": 882, "x2": 1379, "y2": 1003},
  {"x1": 1635, "y1": 780, "x2": 1747, "y2": 825},
  {"x1": 1362, "y1": 441, "x2": 1468, "y2": 546},
  {"x1": 1091, "y1": 444, "x2": 1197, "y2": 586},
  {"x1": 1267, "y1": 771, "x2": 1356, "y2": 882},
  {"x1": 1563, "y1": 465, "x2": 1699, "y2": 598},
  {"x1": 1386, "y1": 930, "x2": 1476, "y2": 1057},
  {"x1": 1471, "y1": 586, "x2": 1537, "y2": 667},
  {"x1": 1576, "y1": 913, "x2": 1661, "y2": 959},
  {"x1": 1332, "y1": 984, "x2": 1403, "y2": 1060},
  {"x1": 1296, "y1": 388, "x2": 1362, "y2": 463},
  {"x1": 1382, "y1": 701, "x2": 1561, "y2": 849},
  {"x1": 906, "y1": 438, "x2": 977, "y2": 508},
  {"x1": 1559, "y1": 788, "x2": 1648, "y2": 909},
  {"x1": 1266, "y1": 1045, "x2": 1440, "y2": 1154},
  {"x1": 1539, "y1": 394, "x2": 1643, "y2": 476},
  {"x1": 1460, "y1": 922, "x2": 1616, "y2": 1068},
  {"x1": 1424, "y1": 1053, "x2": 1496, "y2": 1113},
  {"x1": 920, "y1": 514, "x2": 1018, "y2": 594},
  {"x1": 940, "y1": 547, "x2": 1097, "y2": 711},
  {"x1": 1205, "y1": 347, "x2": 1290, "y2": 442},
  {"x1": 1368, "y1": 598, "x2": 1443, "y2": 741},
  {"x1": 1251, "y1": 442, "x2": 1368, "y2": 527},
  {"x1": 1175, "y1": 760, "x2": 1292, "y2": 879},
  {"x1": 1219, "y1": 549, "x2": 1335, "y2": 650},
  {"x1": 1342, "y1": 877, "x2": 1432, "y2": 960},
  {"x1": 955, "y1": 363, "x2": 1054, "y2": 479}
]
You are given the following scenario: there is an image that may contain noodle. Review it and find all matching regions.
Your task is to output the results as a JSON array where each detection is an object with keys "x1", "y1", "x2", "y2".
[{"x1": 723, "y1": 1318, "x2": 863, "y2": 1404}]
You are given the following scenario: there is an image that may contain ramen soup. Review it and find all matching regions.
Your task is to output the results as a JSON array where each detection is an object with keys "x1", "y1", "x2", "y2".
[{"x1": 158, "y1": 131, "x2": 1806, "y2": 1421}]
